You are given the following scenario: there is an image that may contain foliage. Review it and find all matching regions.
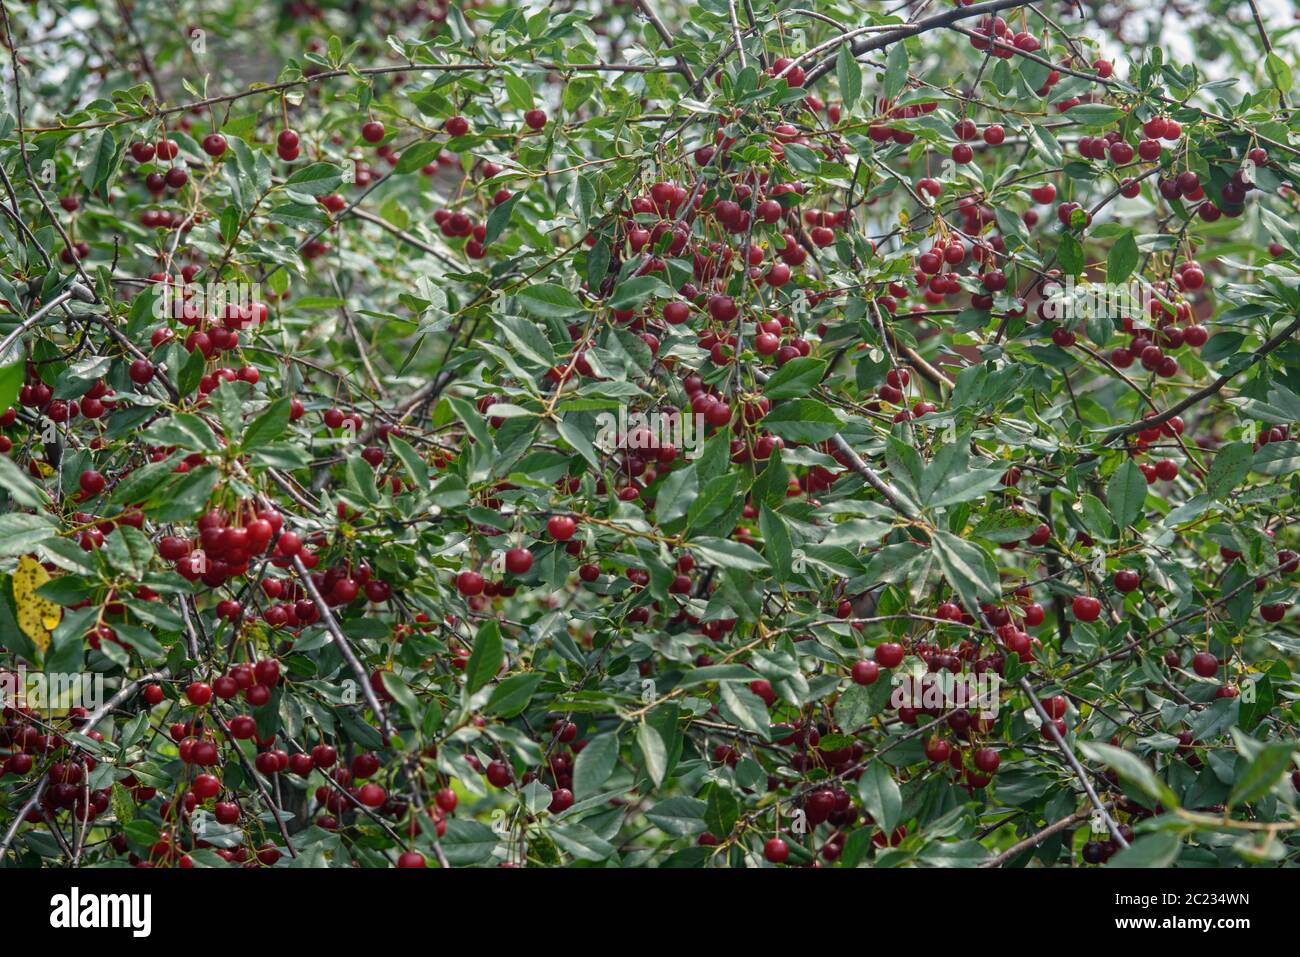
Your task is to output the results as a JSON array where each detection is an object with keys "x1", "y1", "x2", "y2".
[{"x1": 1, "y1": 0, "x2": 1300, "y2": 869}]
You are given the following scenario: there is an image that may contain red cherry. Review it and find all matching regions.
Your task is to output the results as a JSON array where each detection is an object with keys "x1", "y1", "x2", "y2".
[
  {"x1": 505, "y1": 548, "x2": 534, "y2": 574},
  {"x1": 1192, "y1": 652, "x2": 1219, "y2": 677},
  {"x1": 851, "y1": 660, "x2": 879, "y2": 685},
  {"x1": 1071, "y1": 596, "x2": 1101, "y2": 621},
  {"x1": 547, "y1": 515, "x2": 577, "y2": 540},
  {"x1": 763, "y1": 837, "x2": 789, "y2": 863},
  {"x1": 973, "y1": 748, "x2": 1001, "y2": 773},
  {"x1": 1114, "y1": 570, "x2": 1140, "y2": 593},
  {"x1": 875, "y1": 642, "x2": 904, "y2": 668}
]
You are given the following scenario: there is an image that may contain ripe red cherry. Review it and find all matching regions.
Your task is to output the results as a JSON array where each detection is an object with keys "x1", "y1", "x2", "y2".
[
  {"x1": 1043, "y1": 695, "x2": 1068, "y2": 719},
  {"x1": 1261, "y1": 603, "x2": 1286, "y2": 622},
  {"x1": 361, "y1": 121, "x2": 386, "y2": 143},
  {"x1": 214, "y1": 801, "x2": 240, "y2": 824},
  {"x1": 397, "y1": 851, "x2": 427, "y2": 868},
  {"x1": 875, "y1": 642, "x2": 904, "y2": 668},
  {"x1": 973, "y1": 748, "x2": 1001, "y2": 773},
  {"x1": 505, "y1": 548, "x2": 534, "y2": 574},
  {"x1": 763, "y1": 837, "x2": 789, "y2": 863},
  {"x1": 311, "y1": 744, "x2": 338, "y2": 768},
  {"x1": 851, "y1": 660, "x2": 879, "y2": 685},
  {"x1": 436, "y1": 788, "x2": 458, "y2": 812},
  {"x1": 201, "y1": 133, "x2": 227, "y2": 157},
  {"x1": 1114, "y1": 570, "x2": 1140, "y2": 593},
  {"x1": 351, "y1": 753, "x2": 380, "y2": 779},
  {"x1": 547, "y1": 515, "x2": 577, "y2": 540},
  {"x1": 185, "y1": 682, "x2": 212, "y2": 706},
  {"x1": 486, "y1": 759, "x2": 513, "y2": 788},
  {"x1": 456, "y1": 571, "x2": 485, "y2": 596},
  {"x1": 664, "y1": 301, "x2": 690, "y2": 324},
  {"x1": 79, "y1": 470, "x2": 106, "y2": 496},
  {"x1": 143, "y1": 684, "x2": 165, "y2": 706},
  {"x1": 288, "y1": 753, "x2": 314, "y2": 776},
  {"x1": 925, "y1": 737, "x2": 951, "y2": 762},
  {"x1": 1192, "y1": 651, "x2": 1219, "y2": 677},
  {"x1": 129, "y1": 358, "x2": 155, "y2": 384},
  {"x1": 358, "y1": 783, "x2": 386, "y2": 807},
  {"x1": 445, "y1": 115, "x2": 470, "y2": 136},
  {"x1": 1071, "y1": 596, "x2": 1101, "y2": 621},
  {"x1": 524, "y1": 109, "x2": 547, "y2": 130},
  {"x1": 192, "y1": 774, "x2": 220, "y2": 799},
  {"x1": 253, "y1": 659, "x2": 281, "y2": 687}
]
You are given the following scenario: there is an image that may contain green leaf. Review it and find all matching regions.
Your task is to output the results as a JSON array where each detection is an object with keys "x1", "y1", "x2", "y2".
[
  {"x1": 857, "y1": 762, "x2": 902, "y2": 834},
  {"x1": 0, "y1": 358, "x2": 22, "y2": 416},
  {"x1": 494, "y1": 313, "x2": 555, "y2": 367},
  {"x1": 1266, "y1": 52, "x2": 1293, "y2": 95},
  {"x1": 761, "y1": 399, "x2": 841, "y2": 443},
  {"x1": 931, "y1": 530, "x2": 998, "y2": 615},
  {"x1": 242, "y1": 398, "x2": 290, "y2": 449},
  {"x1": 637, "y1": 721, "x2": 668, "y2": 786},
  {"x1": 758, "y1": 504, "x2": 793, "y2": 581},
  {"x1": 1078, "y1": 741, "x2": 1179, "y2": 807},
  {"x1": 1107, "y1": 832, "x2": 1181, "y2": 868},
  {"x1": 439, "y1": 819, "x2": 499, "y2": 866},
  {"x1": 690, "y1": 537, "x2": 769, "y2": 572},
  {"x1": 838, "y1": 43, "x2": 863, "y2": 109},
  {"x1": 704, "y1": 783, "x2": 739, "y2": 838},
  {"x1": 464, "y1": 621, "x2": 503, "y2": 695},
  {"x1": 718, "y1": 683, "x2": 772, "y2": 740},
  {"x1": 762, "y1": 356, "x2": 826, "y2": 399},
  {"x1": 484, "y1": 191, "x2": 521, "y2": 245},
  {"x1": 882, "y1": 41, "x2": 908, "y2": 101},
  {"x1": 1228, "y1": 742, "x2": 1294, "y2": 808},
  {"x1": 393, "y1": 141, "x2": 442, "y2": 175},
  {"x1": 0, "y1": 513, "x2": 60, "y2": 558},
  {"x1": 833, "y1": 682, "x2": 888, "y2": 730},
  {"x1": 654, "y1": 463, "x2": 698, "y2": 527},
  {"x1": 483, "y1": 672, "x2": 544, "y2": 718},
  {"x1": 571, "y1": 731, "x2": 620, "y2": 798},
  {"x1": 0, "y1": 455, "x2": 49, "y2": 508},
  {"x1": 1254, "y1": 440, "x2": 1300, "y2": 476},
  {"x1": 549, "y1": 823, "x2": 616, "y2": 861},
  {"x1": 1206, "y1": 442, "x2": 1253, "y2": 499},
  {"x1": 284, "y1": 162, "x2": 344, "y2": 194},
  {"x1": 644, "y1": 796, "x2": 707, "y2": 836},
  {"x1": 1107, "y1": 459, "x2": 1148, "y2": 528},
  {"x1": 607, "y1": 275, "x2": 672, "y2": 311},
  {"x1": 1058, "y1": 231, "x2": 1085, "y2": 275},
  {"x1": 516, "y1": 283, "x2": 585, "y2": 319},
  {"x1": 388, "y1": 436, "x2": 429, "y2": 488},
  {"x1": 1106, "y1": 230, "x2": 1138, "y2": 284}
]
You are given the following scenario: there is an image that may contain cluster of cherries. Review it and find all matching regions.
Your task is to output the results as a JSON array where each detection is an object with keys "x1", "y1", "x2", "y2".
[{"x1": 17, "y1": 371, "x2": 117, "y2": 427}]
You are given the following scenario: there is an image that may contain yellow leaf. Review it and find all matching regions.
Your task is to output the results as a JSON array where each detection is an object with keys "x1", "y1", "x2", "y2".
[{"x1": 13, "y1": 555, "x2": 61, "y2": 652}]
